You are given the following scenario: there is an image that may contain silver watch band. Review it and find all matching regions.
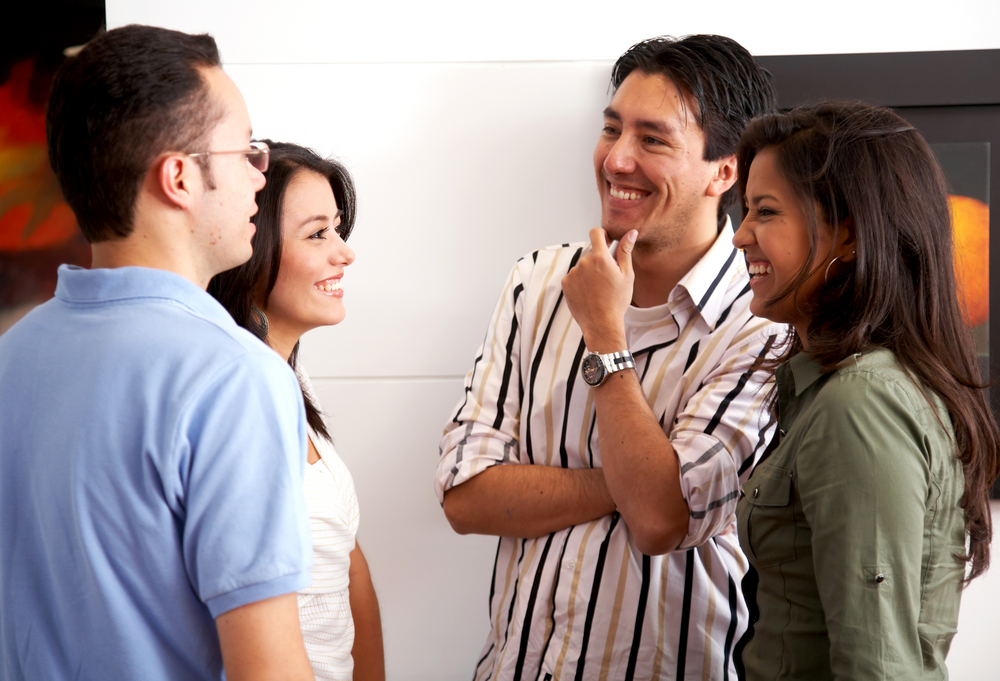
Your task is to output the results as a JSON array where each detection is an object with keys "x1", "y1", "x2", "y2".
[{"x1": 599, "y1": 351, "x2": 635, "y2": 375}]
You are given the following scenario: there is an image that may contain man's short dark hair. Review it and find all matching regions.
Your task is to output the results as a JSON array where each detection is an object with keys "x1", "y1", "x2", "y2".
[
  {"x1": 611, "y1": 35, "x2": 777, "y2": 229},
  {"x1": 46, "y1": 25, "x2": 223, "y2": 243}
]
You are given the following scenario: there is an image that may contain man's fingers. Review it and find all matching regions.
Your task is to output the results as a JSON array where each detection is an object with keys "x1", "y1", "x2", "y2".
[
  {"x1": 589, "y1": 227, "x2": 610, "y2": 257},
  {"x1": 617, "y1": 230, "x2": 637, "y2": 276}
]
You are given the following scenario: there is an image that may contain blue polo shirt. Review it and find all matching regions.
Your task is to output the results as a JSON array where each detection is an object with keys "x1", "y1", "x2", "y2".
[{"x1": 0, "y1": 265, "x2": 312, "y2": 681}]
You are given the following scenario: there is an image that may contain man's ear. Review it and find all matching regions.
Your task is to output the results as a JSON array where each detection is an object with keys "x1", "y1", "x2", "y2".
[
  {"x1": 155, "y1": 154, "x2": 197, "y2": 210},
  {"x1": 706, "y1": 154, "x2": 737, "y2": 198}
]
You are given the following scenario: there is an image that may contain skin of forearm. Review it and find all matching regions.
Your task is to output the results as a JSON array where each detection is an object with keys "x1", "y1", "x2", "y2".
[
  {"x1": 442, "y1": 464, "x2": 617, "y2": 538},
  {"x1": 216, "y1": 593, "x2": 315, "y2": 681},
  {"x1": 348, "y1": 544, "x2": 385, "y2": 681},
  {"x1": 592, "y1": 369, "x2": 689, "y2": 555}
]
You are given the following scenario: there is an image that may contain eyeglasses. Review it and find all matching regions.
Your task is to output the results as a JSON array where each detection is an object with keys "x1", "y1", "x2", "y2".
[{"x1": 186, "y1": 141, "x2": 269, "y2": 172}]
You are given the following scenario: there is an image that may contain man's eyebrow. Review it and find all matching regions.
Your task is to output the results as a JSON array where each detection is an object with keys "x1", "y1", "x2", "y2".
[{"x1": 602, "y1": 107, "x2": 676, "y2": 136}]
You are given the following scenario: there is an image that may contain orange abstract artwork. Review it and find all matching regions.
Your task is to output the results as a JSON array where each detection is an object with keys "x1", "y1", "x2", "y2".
[
  {"x1": 950, "y1": 194, "x2": 989, "y2": 329},
  {"x1": 0, "y1": 59, "x2": 88, "y2": 332}
]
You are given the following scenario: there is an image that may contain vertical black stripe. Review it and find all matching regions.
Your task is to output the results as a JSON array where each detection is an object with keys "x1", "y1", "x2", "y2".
[
  {"x1": 638, "y1": 352, "x2": 653, "y2": 383},
  {"x1": 534, "y1": 526, "x2": 575, "y2": 681},
  {"x1": 493, "y1": 300, "x2": 522, "y2": 430},
  {"x1": 573, "y1": 514, "x2": 620, "y2": 681},
  {"x1": 623, "y1": 554, "x2": 651, "y2": 680},
  {"x1": 704, "y1": 334, "x2": 776, "y2": 436},
  {"x1": 704, "y1": 370, "x2": 750, "y2": 437},
  {"x1": 733, "y1": 564, "x2": 759, "y2": 681},
  {"x1": 586, "y1": 406, "x2": 598, "y2": 468},
  {"x1": 697, "y1": 247, "x2": 737, "y2": 310},
  {"x1": 558, "y1": 338, "x2": 588, "y2": 468},
  {"x1": 722, "y1": 573, "x2": 738, "y2": 681},
  {"x1": 740, "y1": 414, "x2": 771, "y2": 477},
  {"x1": 683, "y1": 340, "x2": 701, "y2": 372},
  {"x1": 487, "y1": 538, "x2": 502, "y2": 620},
  {"x1": 458, "y1": 279, "x2": 524, "y2": 425},
  {"x1": 474, "y1": 642, "x2": 495, "y2": 681},
  {"x1": 497, "y1": 539, "x2": 528, "y2": 668},
  {"x1": 525, "y1": 249, "x2": 583, "y2": 465},
  {"x1": 525, "y1": 300, "x2": 560, "y2": 465},
  {"x1": 453, "y1": 346, "x2": 486, "y2": 423},
  {"x1": 674, "y1": 549, "x2": 696, "y2": 679},
  {"x1": 714, "y1": 282, "x2": 751, "y2": 331},
  {"x1": 513, "y1": 533, "x2": 556, "y2": 681}
]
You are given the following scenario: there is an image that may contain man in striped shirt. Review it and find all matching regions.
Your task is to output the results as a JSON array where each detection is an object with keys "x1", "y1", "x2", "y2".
[{"x1": 436, "y1": 35, "x2": 782, "y2": 680}]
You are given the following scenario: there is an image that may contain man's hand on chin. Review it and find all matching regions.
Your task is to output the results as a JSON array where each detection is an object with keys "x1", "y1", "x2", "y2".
[{"x1": 561, "y1": 228, "x2": 637, "y2": 352}]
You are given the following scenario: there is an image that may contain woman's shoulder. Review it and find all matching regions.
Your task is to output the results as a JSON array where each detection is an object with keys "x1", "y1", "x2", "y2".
[
  {"x1": 809, "y1": 348, "x2": 950, "y2": 440},
  {"x1": 820, "y1": 348, "x2": 930, "y2": 409}
]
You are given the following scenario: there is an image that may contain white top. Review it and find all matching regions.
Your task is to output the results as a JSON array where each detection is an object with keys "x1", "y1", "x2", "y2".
[
  {"x1": 298, "y1": 371, "x2": 360, "y2": 681},
  {"x1": 435, "y1": 225, "x2": 785, "y2": 681}
]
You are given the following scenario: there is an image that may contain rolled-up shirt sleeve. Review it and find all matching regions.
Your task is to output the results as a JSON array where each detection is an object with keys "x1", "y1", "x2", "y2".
[
  {"x1": 436, "y1": 260, "x2": 527, "y2": 504},
  {"x1": 672, "y1": 322, "x2": 780, "y2": 549}
]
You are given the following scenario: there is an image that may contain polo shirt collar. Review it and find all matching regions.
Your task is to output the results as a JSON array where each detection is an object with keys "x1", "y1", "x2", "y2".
[
  {"x1": 672, "y1": 217, "x2": 741, "y2": 327},
  {"x1": 55, "y1": 265, "x2": 235, "y2": 326}
]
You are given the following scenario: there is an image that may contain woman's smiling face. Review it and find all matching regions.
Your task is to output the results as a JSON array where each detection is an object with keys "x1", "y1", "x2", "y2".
[
  {"x1": 262, "y1": 169, "x2": 355, "y2": 339},
  {"x1": 733, "y1": 146, "x2": 839, "y2": 340}
]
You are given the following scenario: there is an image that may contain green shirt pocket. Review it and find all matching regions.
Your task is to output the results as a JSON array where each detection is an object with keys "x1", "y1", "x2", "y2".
[{"x1": 744, "y1": 465, "x2": 797, "y2": 568}]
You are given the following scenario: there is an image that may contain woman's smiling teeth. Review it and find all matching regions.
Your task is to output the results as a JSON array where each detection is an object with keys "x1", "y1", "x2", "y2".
[
  {"x1": 609, "y1": 184, "x2": 648, "y2": 200},
  {"x1": 748, "y1": 263, "x2": 773, "y2": 277},
  {"x1": 315, "y1": 279, "x2": 342, "y2": 295}
]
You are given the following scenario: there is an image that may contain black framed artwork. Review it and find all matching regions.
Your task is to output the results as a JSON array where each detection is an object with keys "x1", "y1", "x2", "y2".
[{"x1": 751, "y1": 49, "x2": 1000, "y2": 496}]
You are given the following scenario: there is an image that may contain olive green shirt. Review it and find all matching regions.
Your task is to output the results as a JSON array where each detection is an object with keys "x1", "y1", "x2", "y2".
[{"x1": 736, "y1": 349, "x2": 965, "y2": 680}]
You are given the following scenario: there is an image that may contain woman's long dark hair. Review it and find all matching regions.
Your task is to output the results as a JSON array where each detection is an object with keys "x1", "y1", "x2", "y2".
[
  {"x1": 208, "y1": 140, "x2": 357, "y2": 443},
  {"x1": 737, "y1": 101, "x2": 1000, "y2": 581}
]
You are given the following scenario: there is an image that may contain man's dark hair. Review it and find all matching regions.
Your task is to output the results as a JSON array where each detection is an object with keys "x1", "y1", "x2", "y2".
[
  {"x1": 209, "y1": 141, "x2": 358, "y2": 443},
  {"x1": 46, "y1": 24, "x2": 223, "y2": 243},
  {"x1": 611, "y1": 35, "x2": 777, "y2": 229}
]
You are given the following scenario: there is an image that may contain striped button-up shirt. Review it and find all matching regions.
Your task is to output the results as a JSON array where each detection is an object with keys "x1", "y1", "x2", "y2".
[{"x1": 436, "y1": 226, "x2": 782, "y2": 681}]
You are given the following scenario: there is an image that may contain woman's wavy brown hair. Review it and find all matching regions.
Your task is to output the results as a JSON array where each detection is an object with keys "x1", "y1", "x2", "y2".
[
  {"x1": 737, "y1": 100, "x2": 1000, "y2": 581},
  {"x1": 208, "y1": 140, "x2": 357, "y2": 443}
]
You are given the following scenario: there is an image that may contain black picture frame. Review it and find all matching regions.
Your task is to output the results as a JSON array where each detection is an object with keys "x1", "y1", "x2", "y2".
[{"x1": 755, "y1": 50, "x2": 1000, "y2": 496}]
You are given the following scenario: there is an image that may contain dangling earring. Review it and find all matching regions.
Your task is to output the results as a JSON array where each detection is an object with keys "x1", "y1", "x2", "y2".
[
  {"x1": 251, "y1": 305, "x2": 269, "y2": 338},
  {"x1": 824, "y1": 250, "x2": 856, "y2": 284}
]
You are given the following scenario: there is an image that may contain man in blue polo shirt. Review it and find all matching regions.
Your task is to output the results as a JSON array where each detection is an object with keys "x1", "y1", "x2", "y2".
[{"x1": 0, "y1": 25, "x2": 315, "y2": 681}]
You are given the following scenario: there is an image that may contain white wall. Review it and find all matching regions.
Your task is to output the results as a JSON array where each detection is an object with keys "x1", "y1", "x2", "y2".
[{"x1": 108, "y1": 2, "x2": 1000, "y2": 678}]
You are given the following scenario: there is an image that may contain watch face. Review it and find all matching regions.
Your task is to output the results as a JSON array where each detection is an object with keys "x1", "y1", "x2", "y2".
[{"x1": 582, "y1": 354, "x2": 606, "y2": 386}]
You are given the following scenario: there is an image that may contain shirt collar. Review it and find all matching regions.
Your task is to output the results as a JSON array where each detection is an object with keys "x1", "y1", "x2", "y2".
[
  {"x1": 671, "y1": 216, "x2": 742, "y2": 327},
  {"x1": 787, "y1": 351, "x2": 825, "y2": 396},
  {"x1": 54, "y1": 265, "x2": 235, "y2": 326}
]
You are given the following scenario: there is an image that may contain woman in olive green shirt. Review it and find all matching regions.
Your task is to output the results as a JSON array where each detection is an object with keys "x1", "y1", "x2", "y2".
[{"x1": 730, "y1": 101, "x2": 1000, "y2": 680}]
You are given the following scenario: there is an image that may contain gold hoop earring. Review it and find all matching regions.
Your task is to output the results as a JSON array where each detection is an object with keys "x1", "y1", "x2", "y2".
[{"x1": 824, "y1": 250, "x2": 856, "y2": 284}]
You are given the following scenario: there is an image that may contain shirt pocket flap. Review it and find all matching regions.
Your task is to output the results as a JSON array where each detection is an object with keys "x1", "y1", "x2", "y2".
[{"x1": 745, "y1": 467, "x2": 793, "y2": 508}]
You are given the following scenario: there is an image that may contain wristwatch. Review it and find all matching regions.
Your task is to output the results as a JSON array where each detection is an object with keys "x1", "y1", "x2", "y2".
[{"x1": 581, "y1": 350, "x2": 635, "y2": 387}]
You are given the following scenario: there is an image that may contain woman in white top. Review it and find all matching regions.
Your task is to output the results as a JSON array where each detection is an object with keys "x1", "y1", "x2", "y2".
[{"x1": 209, "y1": 141, "x2": 383, "y2": 681}]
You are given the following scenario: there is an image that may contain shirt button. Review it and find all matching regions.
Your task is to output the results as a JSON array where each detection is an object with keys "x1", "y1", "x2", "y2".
[
  {"x1": 875, "y1": 574, "x2": 885, "y2": 583},
  {"x1": 564, "y1": 559, "x2": 576, "y2": 570},
  {"x1": 753, "y1": 488, "x2": 759, "y2": 498}
]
